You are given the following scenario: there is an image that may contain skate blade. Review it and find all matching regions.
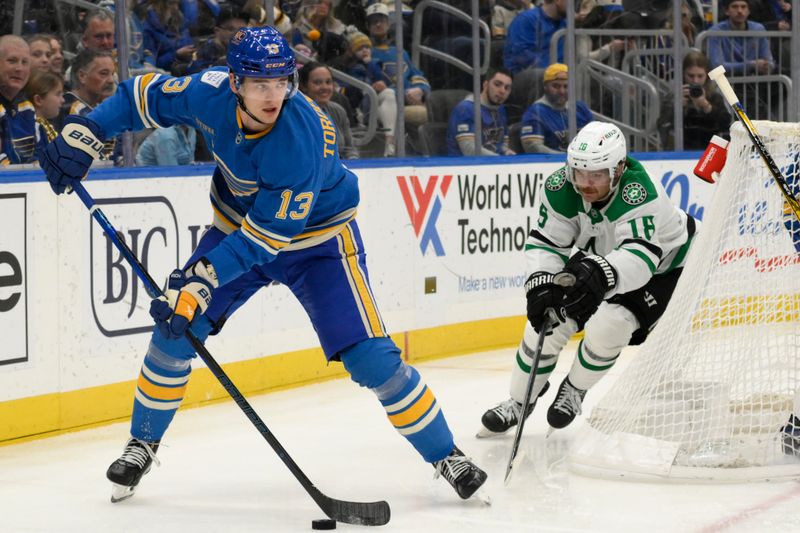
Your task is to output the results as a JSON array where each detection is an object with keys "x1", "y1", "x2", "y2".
[
  {"x1": 471, "y1": 487, "x2": 492, "y2": 506},
  {"x1": 475, "y1": 426, "x2": 507, "y2": 439},
  {"x1": 504, "y1": 450, "x2": 526, "y2": 486},
  {"x1": 110, "y1": 483, "x2": 137, "y2": 503}
]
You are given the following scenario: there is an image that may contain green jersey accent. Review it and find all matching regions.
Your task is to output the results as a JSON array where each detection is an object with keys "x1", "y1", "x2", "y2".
[
  {"x1": 604, "y1": 157, "x2": 659, "y2": 222},
  {"x1": 524, "y1": 244, "x2": 570, "y2": 262},
  {"x1": 543, "y1": 166, "x2": 583, "y2": 218}
]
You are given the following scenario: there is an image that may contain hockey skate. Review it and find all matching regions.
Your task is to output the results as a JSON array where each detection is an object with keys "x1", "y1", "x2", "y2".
[
  {"x1": 782, "y1": 415, "x2": 800, "y2": 457},
  {"x1": 546, "y1": 378, "x2": 586, "y2": 432},
  {"x1": 433, "y1": 446, "x2": 488, "y2": 500},
  {"x1": 106, "y1": 438, "x2": 160, "y2": 503},
  {"x1": 477, "y1": 381, "x2": 551, "y2": 438}
]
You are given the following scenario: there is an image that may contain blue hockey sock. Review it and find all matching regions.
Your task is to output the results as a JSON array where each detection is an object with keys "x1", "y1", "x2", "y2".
[
  {"x1": 375, "y1": 365, "x2": 454, "y2": 463},
  {"x1": 130, "y1": 342, "x2": 192, "y2": 442},
  {"x1": 341, "y1": 338, "x2": 455, "y2": 463}
]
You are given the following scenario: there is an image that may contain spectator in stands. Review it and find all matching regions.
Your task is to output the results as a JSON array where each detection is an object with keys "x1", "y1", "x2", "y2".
[
  {"x1": 504, "y1": 0, "x2": 567, "y2": 74},
  {"x1": 519, "y1": 63, "x2": 593, "y2": 154},
  {"x1": 135, "y1": 125, "x2": 197, "y2": 166},
  {"x1": 299, "y1": 61, "x2": 359, "y2": 160},
  {"x1": 707, "y1": 0, "x2": 774, "y2": 75},
  {"x1": 291, "y1": 0, "x2": 348, "y2": 63},
  {"x1": 241, "y1": 0, "x2": 293, "y2": 34},
  {"x1": 658, "y1": 51, "x2": 731, "y2": 150},
  {"x1": 446, "y1": 67, "x2": 514, "y2": 156},
  {"x1": 770, "y1": 0, "x2": 792, "y2": 30},
  {"x1": 72, "y1": 8, "x2": 156, "y2": 79},
  {"x1": 492, "y1": 0, "x2": 533, "y2": 40},
  {"x1": 45, "y1": 34, "x2": 65, "y2": 75},
  {"x1": 25, "y1": 35, "x2": 53, "y2": 75},
  {"x1": 0, "y1": 35, "x2": 41, "y2": 165},
  {"x1": 81, "y1": 9, "x2": 116, "y2": 53},
  {"x1": 25, "y1": 69, "x2": 64, "y2": 140},
  {"x1": 333, "y1": 31, "x2": 398, "y2": 156},
  {"x1": 576, "y1": 0, "x2": 629, "y2": 64},
  {"x1": 141, "y1": 0, "x2": 196, "y2": 74},
  {"x1": 182, "y1": 0, "x2": 221, "y2": 39},
  {"x1": 366, "y1": 2, "x2": 430, "y2": 127},
  {"x1": 59, "y1": 49, "x2": 118, "y2": 162},
  {"x1": 186, "y1": 5, "x2": 246, "y2": 74}
]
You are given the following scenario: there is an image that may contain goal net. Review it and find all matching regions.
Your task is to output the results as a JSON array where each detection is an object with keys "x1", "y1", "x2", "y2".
[{"x1": 570, "y1": 121, "x2": 800, "y2": 482}]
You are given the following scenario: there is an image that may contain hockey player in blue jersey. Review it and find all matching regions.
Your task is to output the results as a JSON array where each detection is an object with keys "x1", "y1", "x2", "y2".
[{"x1": 39, "y1": 26, "x2": 487, "y2": 502}]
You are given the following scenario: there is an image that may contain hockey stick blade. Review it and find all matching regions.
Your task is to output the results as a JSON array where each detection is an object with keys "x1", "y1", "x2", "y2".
[
  {"x1": 314, "y1": 491, "x2": 391, "y2": 526},
  {"x1": 708, "y1": 65, "x2": 800, "y2": 222},
  {"x1": 504, "y1": 313, "x2": 555, "y2": 484},
  {"x1": 70, "y1": 182, "x2": 391, "y2": 526}
]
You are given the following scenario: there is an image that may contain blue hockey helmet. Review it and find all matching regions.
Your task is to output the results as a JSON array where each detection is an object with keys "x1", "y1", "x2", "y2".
[{"x1": 227, "y1": 26, "x2": 298, "y2": 99}]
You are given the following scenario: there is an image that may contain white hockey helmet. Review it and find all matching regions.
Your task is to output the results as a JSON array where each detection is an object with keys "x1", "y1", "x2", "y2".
[{"x1": 567, "y1": 121, "x2": 627, "y2": 194}]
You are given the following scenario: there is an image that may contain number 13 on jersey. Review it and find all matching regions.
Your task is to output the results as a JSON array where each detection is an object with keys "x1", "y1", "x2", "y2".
[{"x1": 276, "y1": 190, "x2": 314, "y2": 220}]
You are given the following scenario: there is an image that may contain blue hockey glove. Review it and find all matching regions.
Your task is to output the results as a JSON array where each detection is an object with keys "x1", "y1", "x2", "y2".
[
  {"x1": 39, "y1": 115, "x2": 105, "y2": 194},
  {"x1": 561, "y1": 253, "x2": 618, "y2": 326},
  {"x1": 149, "y1": 258, "x2": 219, "y2": 340}
]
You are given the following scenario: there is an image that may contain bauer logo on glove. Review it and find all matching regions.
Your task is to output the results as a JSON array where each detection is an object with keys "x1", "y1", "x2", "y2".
[{"x1": 150, "y1": 257, "x2": 219, "y2": 339}]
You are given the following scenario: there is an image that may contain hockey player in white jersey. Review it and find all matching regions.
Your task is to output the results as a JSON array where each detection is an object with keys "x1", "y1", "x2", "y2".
[{"x1": 478, "y1": 121, "x2": 697, "y2": 436}]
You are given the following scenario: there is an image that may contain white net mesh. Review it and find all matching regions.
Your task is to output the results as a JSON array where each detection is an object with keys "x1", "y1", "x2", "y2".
[{"x1": 570, "y1": 122, "x2": 800, "y2": 482}]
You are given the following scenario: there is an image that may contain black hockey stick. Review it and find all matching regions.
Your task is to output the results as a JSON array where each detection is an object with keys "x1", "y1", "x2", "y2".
[
  {"x1": 708, "y1": 65, "x2": 800, "y2": 222},
  {"x1": 71, "y1": 182, "x2": 390, "y2": 526},
  {"x1": 504, "y1": 313, "x2": 552, "y2": 485},
  {"x1": 504, "y1": 273, "x2": 574, "y2": 484}
]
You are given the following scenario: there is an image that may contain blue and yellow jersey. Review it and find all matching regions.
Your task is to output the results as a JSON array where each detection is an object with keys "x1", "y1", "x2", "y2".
[
  {"x1": 446, "y1": 96, "x2": 509, "y2": 156},
  {"x1": 0, "y1": 96, "x2": 41, "y2": 165},
  {"x1": 88, "y1": 67, "x2": 360, "y2": 285},
  {"x1": 520, "y1": 98, "x2": 594, "y2": 152}
]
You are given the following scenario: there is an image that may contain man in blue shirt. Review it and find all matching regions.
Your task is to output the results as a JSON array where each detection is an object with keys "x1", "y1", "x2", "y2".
[
  {"x1": 447, "y1": 67, "x2": 514, "y2": 156},
  {"x1": 707, "y1": 0, "x2": 774, "y2": 76},
  {"x1": 520, "y1": 63, "x2": 593, "y2": 154},
  {"x1": 503, "y1": 0, "x2": 567, "y2": 74},
  {"x1": 39, "y1": 26, "x2": 487, "y2": 504}
]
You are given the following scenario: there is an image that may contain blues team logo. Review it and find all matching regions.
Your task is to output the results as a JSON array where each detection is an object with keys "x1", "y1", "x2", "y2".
[
  {"x1": 265, "y1": 43, "x2": 280, "y2": 55},
  {"x1": 397, "y1": 175, "x2": 452, "y2": 256},
  {"x1": 622, "y1": 183, "x2": 647, "y2": 205}
]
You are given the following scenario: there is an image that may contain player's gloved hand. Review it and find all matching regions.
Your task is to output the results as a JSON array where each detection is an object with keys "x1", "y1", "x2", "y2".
[
  {"x1": 149, "y1": 258, "x2": 219, "y2": 340},
  {"x1": 561, "y1": 253, "x2": 618, "y2": 326},
  {"x1": 525, "y1": 271, "x2": 568, "y2": 334},
  {"x1": 38, "y1": 115, "x2": 105, "y2": 194}
]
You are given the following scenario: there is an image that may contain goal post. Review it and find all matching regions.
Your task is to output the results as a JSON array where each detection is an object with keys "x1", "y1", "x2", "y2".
[{"x1": 569, "y1": 121, "x2": 800, "y2": 482}]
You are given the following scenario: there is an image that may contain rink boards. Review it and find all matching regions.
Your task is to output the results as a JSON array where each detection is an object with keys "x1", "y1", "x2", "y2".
[{"x1": 0, "y1": 153, "x2": 711, "y2": 442}]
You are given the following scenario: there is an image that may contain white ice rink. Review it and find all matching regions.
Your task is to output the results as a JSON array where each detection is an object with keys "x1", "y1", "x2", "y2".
[{"x1": 3, "y1": 344, "x2": 800, "y2": 533}]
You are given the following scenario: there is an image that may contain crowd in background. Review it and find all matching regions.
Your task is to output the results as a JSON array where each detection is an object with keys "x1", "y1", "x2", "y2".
[{"x1": 0, "y1": 0, "x2": 794, "y2": 166}]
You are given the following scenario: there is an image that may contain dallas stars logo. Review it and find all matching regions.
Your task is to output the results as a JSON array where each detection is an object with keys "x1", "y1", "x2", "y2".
[
  {"x1": 545, "y1": 169, "x2": 567, "y2": 191},
  {"x1": 621, "y1": 183, "x2": 647, "y2": 205}
]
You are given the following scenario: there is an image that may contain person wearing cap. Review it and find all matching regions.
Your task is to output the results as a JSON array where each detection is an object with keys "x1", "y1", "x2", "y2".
[
  {"x1": 504, "y1": 0, "x2": 567, "y2": 74},
  {"x1": 519, "y1": 63, "x2": 593, "y2": 154},
  {"x1": 446, "y1": 67, "x2": 514, "y2": 156},
  {"x1": 332, "y1": 30, "x2": 399, "y2": 156},
  {"x1": 365, "y1": 2, "x2": 431, "y2": 126}
]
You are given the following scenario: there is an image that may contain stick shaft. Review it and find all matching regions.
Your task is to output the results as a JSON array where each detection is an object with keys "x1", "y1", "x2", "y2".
[
  {"x1": 71, "y1": 182, "x2": 390, "y2": 525},
  {"x1": 708, "y1": 66, "x2": 800, "y2": 221}
]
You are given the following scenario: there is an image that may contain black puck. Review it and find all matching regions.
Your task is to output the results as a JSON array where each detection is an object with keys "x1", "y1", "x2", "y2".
[{"x1": 311, "y1": 518, "x2": 336, "y2": 530}]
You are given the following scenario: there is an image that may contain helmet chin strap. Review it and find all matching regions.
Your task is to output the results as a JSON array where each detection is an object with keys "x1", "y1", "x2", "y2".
[{"x1": 235, "y1": 92, "x2": 269, "y2": 126}]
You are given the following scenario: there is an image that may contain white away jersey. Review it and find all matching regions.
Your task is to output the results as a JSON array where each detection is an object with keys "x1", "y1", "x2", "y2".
[{"x1": 526, "y1": 157, "x2": 696, "y2": 296}]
